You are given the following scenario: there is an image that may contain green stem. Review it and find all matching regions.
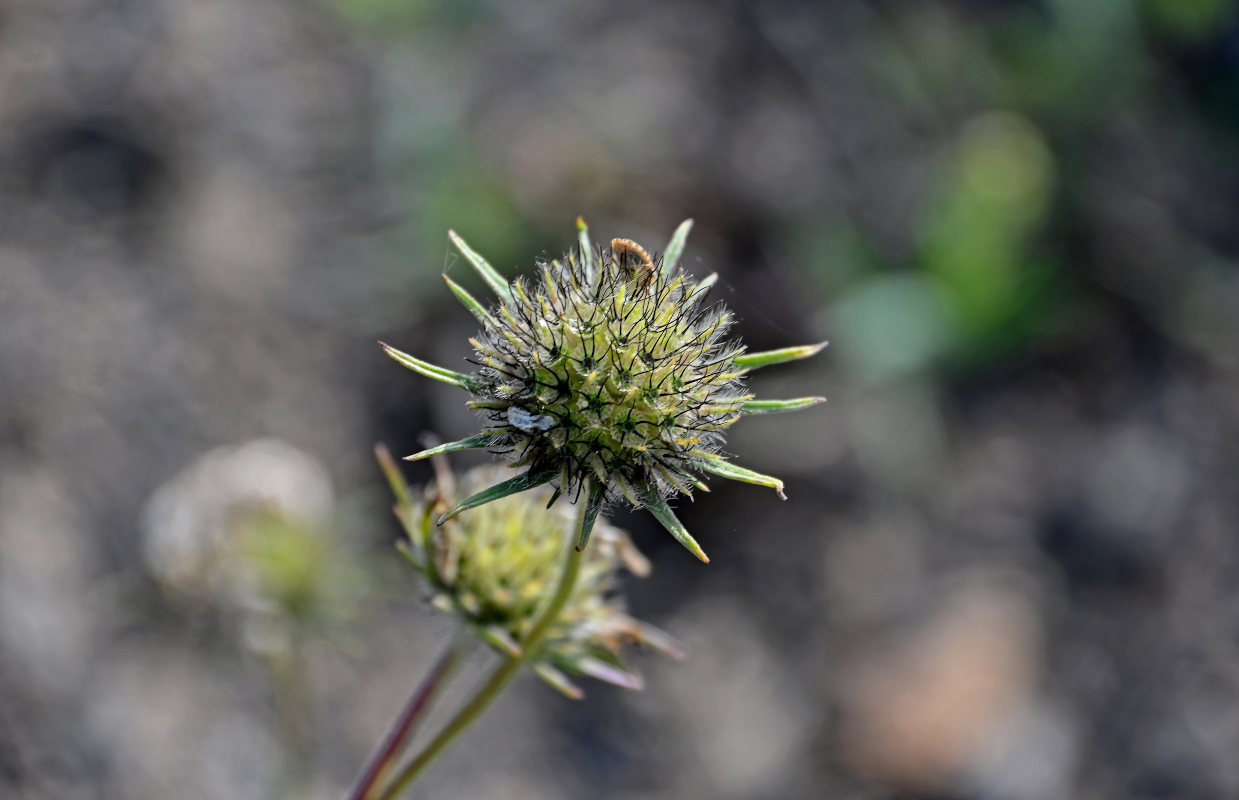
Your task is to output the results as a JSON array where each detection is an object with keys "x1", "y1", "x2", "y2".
[
  {"x1": 267, "y1": 635, "x2": 312, "y2": 800},
  {"x1": 374, "y1": 482, "x2": 595, "y2": 800},
  {"x1": 346, "y1": 635, "x2": 470, "y2": 800}
]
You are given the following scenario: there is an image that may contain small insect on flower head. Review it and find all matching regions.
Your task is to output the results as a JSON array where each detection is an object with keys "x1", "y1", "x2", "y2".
[
  {"x1": 381, "y1": 218, "x2": 825, "y2": 562},
  {"x1": 610, "y1": 237, "x2": 656, "y2": 289},
  {"x1": 376, "y1": 446, "x2": 685, "y2": 697}
]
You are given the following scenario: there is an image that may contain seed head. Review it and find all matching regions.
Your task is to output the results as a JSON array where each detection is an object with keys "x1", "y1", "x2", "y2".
[
  {"x1": 142, "y1": 439, "x2": 363, "y2": 653},
  {"x1": 377, "y1": 447, "x2": 684, "y2": 697},
  {"x1": 383, "y1": 218, "x2": 825, "y2": 562}
]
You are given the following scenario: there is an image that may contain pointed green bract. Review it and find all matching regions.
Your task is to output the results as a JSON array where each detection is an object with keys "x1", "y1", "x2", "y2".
[
  {"x1": 576, "y1": 216, "x2": 593, "y2": 280},
  {"x1": 695, "y1": 456, "x2": 787, "y2": 500},
  {"x1": 575, "y1": 481, "x2": 607, "y2": 552},
  {"x1": 404, "y1": 434, "x2": 497, "y2": 462},
  {"x1": 394, "y1": 539, "x2": 425, "y2": 572},
  {"x1": 443, "y1": 274, "x2": 498, "y2": 327},
  {"x1": 642, "y1": 490, "x2": 709, "y2": 563},
  {"x1": 661, "y1": 218, "x2": 693, "y2": 277},
  {"x1": 466, "y1": 399, "x2": 508, "y2": 411},
  {"x1": 740, "y1": 397, "x2": 826, "y2": 415},
  {"x1": 380, "y1": 342, "x2": 475, "y2": 390},
  {"x1": 630, "y1": 620, "x2": 688, "y2": 660},
  {"x1": 477, "y1": 625, "x2": 522, "y2": 657},
  {"x1": 734, "y1": 342, "x2": 828, "y2": 371},
  {"x1": 448, "y1": 230, "x2": 514, "y2": 304},
  {"x1": 436, "y1": 471, "x2": 554, "y2": 526},
  {"x1": 573, "y1": 656, "x2": 643, "y2": 691},
  {"x1": 533, "y1": 662, "x2": 584, "y2": 700},
  {"x1": 393, "y1": 507, "x2": 421, "y2": 546},
  {"x1": 375, "y1": 444, "x2": 414, "y2": 509},
  {"x1": 685, "y1": 272, "x2": 718, "y2": 306}
]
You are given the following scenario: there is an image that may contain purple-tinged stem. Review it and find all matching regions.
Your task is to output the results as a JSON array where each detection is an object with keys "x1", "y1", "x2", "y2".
[{"x1": 346, "y1": 637, "x2": 468, "y2": 800}]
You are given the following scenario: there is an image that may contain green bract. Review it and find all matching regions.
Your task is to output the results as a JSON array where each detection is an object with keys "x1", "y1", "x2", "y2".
[
  {"x1": 378, "y1": 450, "x2": 684, "y2": 698},
  {"x1": 383, "y1": 218, "x2": 824, "y2": 562}
]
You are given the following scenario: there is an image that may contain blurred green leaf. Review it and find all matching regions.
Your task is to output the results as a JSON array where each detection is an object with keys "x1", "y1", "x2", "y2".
[
  {"x1": 1143, "y1": 0, "x2": 1234, "y2": 39},
  {"x1": 831, "y1": 274, "x2": 956, "y2": 382},
  {"x1": 919, "y1": 111, "x2": 1059, "y2": 356},
  {"x1": 418, "y1": 156, "x2": 538, "y2": 290}
]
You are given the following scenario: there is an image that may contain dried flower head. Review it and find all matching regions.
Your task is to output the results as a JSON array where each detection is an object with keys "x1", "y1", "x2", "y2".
[
  {"x1": 377, "y1": 447, "x2": 684, "y2": 697},
  {"x1": 382, "y1": 219, "x2": 824, "y2": 562},
  {"x1": 141, "y1": 439, "x2": 362, "y2": 654}
]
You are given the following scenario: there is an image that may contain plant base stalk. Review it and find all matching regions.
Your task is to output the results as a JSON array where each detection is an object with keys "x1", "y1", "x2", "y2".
[{"x1": 345, "y1": 636, "x2": 468, "y2": 800}]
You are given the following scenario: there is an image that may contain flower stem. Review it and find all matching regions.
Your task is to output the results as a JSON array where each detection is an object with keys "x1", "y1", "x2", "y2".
[
  {"x1": 374, "y1": 482, "x2": 595, "y2": 800},
  {"x1": 266, "y1": 640, "x2": 311, "y2": 800},
  {"x1": 345, "y1": 635, "x2": 469, "y2": 800}
]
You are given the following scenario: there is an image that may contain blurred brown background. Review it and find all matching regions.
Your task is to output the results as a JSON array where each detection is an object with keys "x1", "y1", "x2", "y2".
[{"x1": 4, "y1": 0, "x2": 1239, "y2": 798}]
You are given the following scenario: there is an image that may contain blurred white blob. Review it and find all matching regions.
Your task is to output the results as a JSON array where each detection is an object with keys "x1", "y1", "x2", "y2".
[
  {"x1": 141, "y1": 438, "x2": 342, "y2": 652},
  {"x1": 143, "y1": 438, "x2": 332, "y2": 591}
]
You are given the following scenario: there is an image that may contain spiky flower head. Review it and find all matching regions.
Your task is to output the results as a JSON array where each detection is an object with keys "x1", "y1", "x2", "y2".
[
  {"x1": 382, "y1": 218, "x2": 824, "y2": 562},
  {"x1": 377, "y1": 447, "x2": 684, "y2": 697}
]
